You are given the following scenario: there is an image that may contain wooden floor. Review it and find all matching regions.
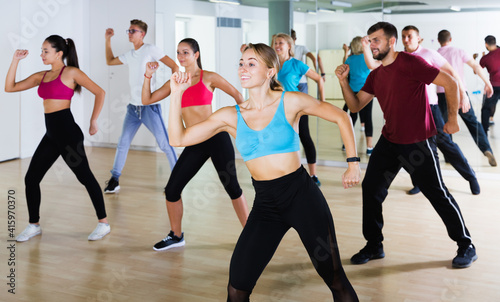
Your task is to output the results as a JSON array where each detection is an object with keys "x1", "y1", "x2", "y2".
[{"x1": 1, "y1": 143, "x2": 500, "y2": 302}]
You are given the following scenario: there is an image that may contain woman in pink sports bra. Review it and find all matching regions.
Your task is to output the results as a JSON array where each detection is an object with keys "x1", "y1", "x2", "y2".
[
  {"x1": 142, "y1": 38, "x2": 249, "y2": 251},
  {"x1": 5, "y1": 35, "x2": 110, "y2": 242}
]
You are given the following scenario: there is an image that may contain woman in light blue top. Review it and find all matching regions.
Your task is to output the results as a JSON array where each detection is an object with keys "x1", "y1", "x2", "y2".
[
  {"x1": 274, "y1": 33, "x2": 325, "y2": 186},
  {"x1": 167, "y1": 43, "x2": 360, "y2": 301},
  {"x1": 342, "y1": 36, "x2": 375, "y2": 155}
]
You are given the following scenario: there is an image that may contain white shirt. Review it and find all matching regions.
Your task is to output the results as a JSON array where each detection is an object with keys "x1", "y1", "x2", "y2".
[
  {"x1": 294, "y1": 44, "x2": 310, "y2": 84},
  {"x1": 118, "y1": 43, "x2": 164, "y2": 105}
]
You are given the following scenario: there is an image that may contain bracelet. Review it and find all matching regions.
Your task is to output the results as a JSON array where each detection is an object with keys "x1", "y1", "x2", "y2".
[
  {"x1": 144, "y1": 73, "x2": 152, "y2": 79},
  {"x1": 321, "y1": 73, "x2": 326, "y2": 76},
  {"x1": 346, "y1": 157, "x2": 360, "y2": 162}
]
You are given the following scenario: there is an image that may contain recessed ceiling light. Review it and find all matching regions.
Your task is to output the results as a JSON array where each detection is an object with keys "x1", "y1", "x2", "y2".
[{"x1": 331, "y1": 1, "x2": 352, "y2": 8}]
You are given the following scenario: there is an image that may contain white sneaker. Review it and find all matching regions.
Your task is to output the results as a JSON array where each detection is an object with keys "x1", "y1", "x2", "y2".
[
  {"x1": 17, "y1": 224, "x2": 42, "y2": 242},
  {"x1": 88, "y1": 223, "x2": 110, "y2": 241}
]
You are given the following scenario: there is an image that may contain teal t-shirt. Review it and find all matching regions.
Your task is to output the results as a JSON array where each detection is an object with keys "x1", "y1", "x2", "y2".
[
  {"x1": 277, "y1": 58, "x2": 310, "y2": 92},
  {"x1": 345, "y1": 54, "x2": 370, "y2": 92}
]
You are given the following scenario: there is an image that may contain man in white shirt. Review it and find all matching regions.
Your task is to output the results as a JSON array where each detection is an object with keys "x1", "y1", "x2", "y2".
[{"x1": 104, "y1": 19, "x2": 179, "y2": 193}]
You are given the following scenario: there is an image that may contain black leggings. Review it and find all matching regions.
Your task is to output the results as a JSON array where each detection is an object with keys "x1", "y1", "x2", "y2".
[
  {"x1": 342, "y1": 98, "x2": 373, "y2": 137},
  {"x1": 299, "y1": 115, "x2": 317, "y2": 164},
  {"x1": 227, "y1": 166, "x2": 358, "y2": 301},
  {"x1": 25, "y1": 109, "x2": 106, "y2": 223},
  {"x1": 165, "y1": 132, "x2": 243, "y2": 202}
]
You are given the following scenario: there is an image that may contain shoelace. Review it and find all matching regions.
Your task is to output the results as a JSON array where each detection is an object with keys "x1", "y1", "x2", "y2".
[{"x1": 163, "y1": 235, "x2": 173, "y2": 242}]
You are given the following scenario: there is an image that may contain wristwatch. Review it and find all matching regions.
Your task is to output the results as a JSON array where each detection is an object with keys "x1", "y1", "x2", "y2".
[{"x1": 346, "y1": 157, "x2": 361, "y2": 162}]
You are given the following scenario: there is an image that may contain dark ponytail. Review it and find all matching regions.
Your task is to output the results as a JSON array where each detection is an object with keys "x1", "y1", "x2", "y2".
[
  {"x1": 179, "y1": 38, "x2": 202, "y2": 69},
  {"x1": 45, "y1": 35, "x2": 81, "y2": 93}
]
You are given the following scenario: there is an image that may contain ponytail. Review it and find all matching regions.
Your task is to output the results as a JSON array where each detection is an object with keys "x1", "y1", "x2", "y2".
[
  {"x1": 45, "y1": 35, "x2": 81, "y2": 93},
  {"x1": 179, "y1": 38, "x2": 202, "y2": 69}
]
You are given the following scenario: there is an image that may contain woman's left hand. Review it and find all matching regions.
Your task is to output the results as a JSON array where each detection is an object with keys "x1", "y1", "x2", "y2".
[
  {"x1": 342, "y1": 163, "x2": 361, "y2": 189},
  {"x1": 89, "y1": 120, "x2": 99, "y2": 135}
]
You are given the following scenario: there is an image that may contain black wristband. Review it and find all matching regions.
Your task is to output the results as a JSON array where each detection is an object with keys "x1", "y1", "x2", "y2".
[
  {"x1": 346, "y1": 157, "x2": 360, "y2": 162},
  {"x1": 321, "y1": 73, "x2": 326, "y2": 76}
]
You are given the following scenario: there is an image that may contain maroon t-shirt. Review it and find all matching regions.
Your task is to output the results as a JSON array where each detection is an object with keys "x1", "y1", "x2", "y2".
[
  {"x1": 361, "y1": 52, "x2": 439, "y2": 144},
  {"x1": 480, "y1": 48, "x2": 500, "y2": 86}
]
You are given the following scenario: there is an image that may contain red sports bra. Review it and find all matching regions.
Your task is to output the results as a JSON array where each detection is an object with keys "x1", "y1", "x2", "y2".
[
  {"x1": 38, "y1": 66, "x2": 75, "y2": 100},
  {"x1": 181, "y1": 70, "x2": 213, "y2": 108}
]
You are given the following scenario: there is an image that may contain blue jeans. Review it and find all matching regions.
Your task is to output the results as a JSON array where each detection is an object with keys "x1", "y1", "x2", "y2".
[
  {"x1": 481, "y1": 86, "x2": 500, "y2": 134},
  {"x1": 437, "y1": 92, "x2": 492, "y2": 154},
  {"x1": 111, "y1": 104, "x2": 177, "y2": 179}
]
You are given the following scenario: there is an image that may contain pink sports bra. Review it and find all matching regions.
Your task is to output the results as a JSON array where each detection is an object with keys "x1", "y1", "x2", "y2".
[
  {"x1": 181, "y1": 70, "x2": 213, "y2": 108},
  {"x1": 38, "y1": 66, "x2": 75, "y2": 100}
]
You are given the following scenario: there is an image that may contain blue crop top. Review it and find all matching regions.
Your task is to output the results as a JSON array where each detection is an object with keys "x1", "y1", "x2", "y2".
[{"x1": 235, "y1": 91, "x2": 300, "y2": 162}]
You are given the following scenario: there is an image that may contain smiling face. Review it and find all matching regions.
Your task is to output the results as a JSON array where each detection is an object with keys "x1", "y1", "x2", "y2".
[
  {"x1": 273, "y1": 37, "x2": 290, "y2": 57},
  {"x1": 176, "y1": 42, "x2": 198, "y2": 67},
  {"x1": 368, "y1": 29, "x2": 392, "y2": 61},
  {"x1": 402, "y1": 29, "x2": 421, "y2": 53},
  {"x1": 238, "y1": 48, "x2": 274, "y2": 89},
  {"x1": 40, "y1": 41, "x2": 62, "y2": 65}
]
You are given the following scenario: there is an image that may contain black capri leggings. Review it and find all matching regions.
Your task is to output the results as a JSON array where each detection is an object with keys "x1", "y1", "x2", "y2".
[
  {"x1": 299, "y1": 115, "x2": 317, "y2": 164},
  {"x1": 25, "y1": 109, "x2": 107, "y2": 223},
  {"x1": 342, "y1": 98, "x2": 373, "y2": 137},
  {"x1": 165, "y1": 132, "x2": 243, "y2": 202},
  {"x1": 227, "y1": 166, "x2": 358, "y2": 301}
]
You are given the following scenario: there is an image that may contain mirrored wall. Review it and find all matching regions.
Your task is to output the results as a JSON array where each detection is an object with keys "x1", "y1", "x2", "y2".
[{"x1": 156, "y1": 0, "x2": 500, "y2": 174}]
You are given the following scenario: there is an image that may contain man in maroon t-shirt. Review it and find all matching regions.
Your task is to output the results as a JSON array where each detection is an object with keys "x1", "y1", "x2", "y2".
[
  {"x1": 335, "y1": 22, "x2": 476, "y2": 269},
  {"x1": 480, "y1": 35, "x2": 500, "y2": 134}
]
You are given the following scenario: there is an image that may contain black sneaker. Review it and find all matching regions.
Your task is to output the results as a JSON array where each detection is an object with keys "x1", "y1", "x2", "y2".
[
  {"x1": 153, "y1": 231, "x2": 185, "y2": 251},
  {"x1": 104, "y1": 177, "x2": 120, "y2": 194},
  {"x1": 452, "y1": 244, "x2": 478, "y2": 268},
  {"x1": 351, "y1": 243, "x2": 385, "y2": 264},
  {"x1": 407, "y1": 186, "x2": 421, "y2": 195},
  {"x1": 311, "y1": 175, "x2": 321, "y2": 187}
]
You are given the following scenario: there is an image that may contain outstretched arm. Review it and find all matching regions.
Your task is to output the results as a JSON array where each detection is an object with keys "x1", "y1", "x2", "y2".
[
  {"x1": 440, "y1": 62, "x2": 469, "y2": 112},
  {"x1": 467, "y1": 58, "x2": 494, "y2": 98},
  {"x1": 5, "y1": 50, "x2": 42, "y2": 92},
  {"x1": 142, "y1": 62, "x2": 172, "y2": 105},
  {"x1": 168, "y1": 72, "x2": 233, "y2": 147},
  {"x1": 305, "y1": 69, "x2": 325, "y2": 102},
  {"x1": 335, "y1": 64, "x2": 374, "y2": 112},
  {"x1": 209, "y1": 72, "x2": 244, "y2": 104},
  {"x1": 294, "y1": 92, "x2": 360, "y2": 189},
  {"x1": 159, "y1": 55, "x2": 179, "y2": 73}
]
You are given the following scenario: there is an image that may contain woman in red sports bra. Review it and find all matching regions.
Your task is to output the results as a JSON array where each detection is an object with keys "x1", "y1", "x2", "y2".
[
  {"x1": 142, "y1": 38, "x2": 249, "y2": 251},
  {"x1": 5, "y1": 35, "x2": 110, "y2": 242}
]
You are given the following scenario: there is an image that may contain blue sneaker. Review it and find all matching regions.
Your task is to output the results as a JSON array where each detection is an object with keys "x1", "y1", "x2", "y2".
[{"x1": 311, "y1": 175, "x2": 321, "y2": 187}]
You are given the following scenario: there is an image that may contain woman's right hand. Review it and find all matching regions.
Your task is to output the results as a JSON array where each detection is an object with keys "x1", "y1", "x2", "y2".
[
  {"x1": 170, "y1": 71, "x2": 192, "y2": 94},
  {"x1": 145, "y1": 62, "x2": 159, "y2": 77},
  {"x1": 14, "y1": 50, "x2": 29, "y2": 61}
]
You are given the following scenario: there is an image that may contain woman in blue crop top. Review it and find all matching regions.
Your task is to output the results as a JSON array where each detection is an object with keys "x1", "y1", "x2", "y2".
[
  {"x1": 167, "y1": 43, "x2": 360, "y2": 301},
  {"x1": 5, "y1": 35, "x2": 110, "y2": 242},
  {"x1": 274, "y1": 33, "x2": 325, "y2": 187},
  {"x1": 142, "y1": 38, "x2": 249, "y2": 251}
]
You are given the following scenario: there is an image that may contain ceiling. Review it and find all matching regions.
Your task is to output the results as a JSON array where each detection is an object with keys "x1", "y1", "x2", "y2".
[{"x1": 198, "y1": 0, "x2": 500, "y2": 14}]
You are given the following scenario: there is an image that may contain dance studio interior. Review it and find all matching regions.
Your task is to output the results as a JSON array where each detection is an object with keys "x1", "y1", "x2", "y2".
[{"x1": 1, "y1": 0, "x2": 499, "y2": 301}]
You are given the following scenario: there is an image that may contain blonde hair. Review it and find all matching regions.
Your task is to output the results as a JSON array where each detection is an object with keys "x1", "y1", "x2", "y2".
[
  {"x1": 243, "y1": 43, "x2": 284, "y2": 92},
  {"x1": 274, "y1": 33, "x2": 295, "y2": 57},
  {"x1": 350, "y1": 36, "x2": 363, "y2": 55}
]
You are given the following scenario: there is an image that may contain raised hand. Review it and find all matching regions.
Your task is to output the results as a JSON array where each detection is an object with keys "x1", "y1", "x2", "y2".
[
  {"x1": 14, "y1": 49, "x2": 29, "y2": 60},
  {"x1": 145, "y1": 62, "x2": 159, "y2": 77},
  {"x1": 335, "y1": 64, "x2": 350, "y2": 81},
  {"x1": 170, "y1": 71, "x2": 192, "y2": 94},
  {"x1": 105, "y1": 28, "x2": 114, "y2": 39}
]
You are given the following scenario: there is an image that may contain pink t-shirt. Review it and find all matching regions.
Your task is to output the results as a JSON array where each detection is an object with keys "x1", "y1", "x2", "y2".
[
  {"x1": 480, "y1": 48, "x2": 500, "y2": 86},
  {"x1": 362, "y1": 52, "x2": 439, "y2": 144},
  {"x1": 409, "y1": 46, "x2": 447, "y2": 104},
  {"x1": 437, "y1": 45, "x2": 470, "y2": 93}
]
